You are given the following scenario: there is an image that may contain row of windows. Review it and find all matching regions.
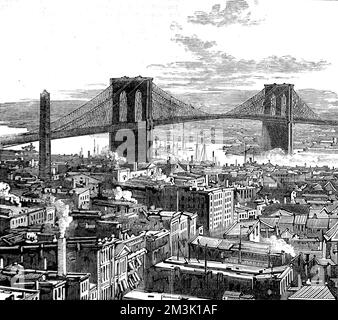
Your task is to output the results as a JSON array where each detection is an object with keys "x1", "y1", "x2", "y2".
[
  {"x1": 53, "y1": 286, "x2": 65, "y2": 300},
  {"x1": 101, "y1": 286, "x2": 112, "y2": 300},
  {"x1": 180, "y1": 221, "x2": 187, "y2": 230},
  {"x1": 102, "y1": 264, "x2": 111, "y2": 283},
  {"x1": 79, "y1": 193, "x2": 90, "y2": 201},
  {"x1": 10, "y1": 209, "x2": 51, "y2": 228},
  {"x1": 11, "y1": 216, "x2": 27, "y2": 227},
  {"x1": 239, "y1": 213, "x2": 249, "y2": 219},
  {"x1": 116, "y1": 258, "x2": 127, "y2": 276},
  {"x1": 81, "y1": 280, "x2": 89, "y2": 293},
  {"x1": 213, "y1": 193, "x2": 223, "y2": 200},
  {"x1": 101, "y1": 247, "x2": 113, "y2": 263},
  {"x1": 90, "y1": 290, "x2": 98, "y2": 300}
]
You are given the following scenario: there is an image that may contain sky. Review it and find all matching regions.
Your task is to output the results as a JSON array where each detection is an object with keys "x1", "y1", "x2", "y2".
[{"x1": 0, "y1": 0, "x2": 338, "y2": 102}]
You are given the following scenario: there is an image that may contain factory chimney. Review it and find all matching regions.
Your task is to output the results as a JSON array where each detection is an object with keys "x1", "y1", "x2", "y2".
[
  {"x1": 55, "y1": 200, "x2": 73, "y2": 277},
  {"x1": 57, "y1": 237, "x2": 67, "y2": 277}
]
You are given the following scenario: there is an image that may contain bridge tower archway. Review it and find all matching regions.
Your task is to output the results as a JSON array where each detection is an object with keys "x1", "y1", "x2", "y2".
[
  {"x1": 262, "y1": 84, "x2": 294, "y2": 154},
  {"x1": 109, "y1": 76, "x2": 153, "y2": 163}
]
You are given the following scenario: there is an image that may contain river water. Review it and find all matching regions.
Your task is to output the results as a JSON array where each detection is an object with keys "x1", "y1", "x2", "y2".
[{"x1": 1, "y1": 123, "x2": 338, "y2": 168}]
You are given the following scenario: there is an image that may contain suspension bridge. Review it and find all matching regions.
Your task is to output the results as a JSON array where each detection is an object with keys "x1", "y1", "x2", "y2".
[{"x1": 0, "y1": 76, "x2": 334, "y2": 168}]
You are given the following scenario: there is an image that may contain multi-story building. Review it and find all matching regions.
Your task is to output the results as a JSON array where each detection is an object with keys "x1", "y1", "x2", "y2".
[
  {"x1": 223, "y1": 220, "x2": 261, "y2": 243},
  {"x1": 71, "y1": 187, "x2": 91, "y2": 209},
  {"x1": 0, "y1": 285, "x2": 40, "y2": 300},
  {"x1": 0, "y1": 263, "x2": 90, "y2": 300},
  {"x1": 235, "y1": 186, "x2": 258, "y2": 203},
  {"x1": 234, "y1": 204, "x2": 257, "y2": 222},
  {"x1": 147, "y1": 256, "x2": 294, "y2": 300},
  {"x1": 113, "y1": 242, "x2": 130, "y2": 300},
  {"x1": 146, "y1": 210, "x2": 197, "y2": 257},
  {"x1": 144, "y1": 229, "x2": 170, "y2": 270},
  {"x1": 0, "y1": 205, "x2": 55, "y2": 234},
  {"x1": 122, "y1": 231, "x2": 147, "y2": 292},
  {"x1": 159, "y1": 186, "x2": 234, "y2": 237},
  {"x1": 66, "y1": 236, "x2": 117, "y2": 300},
  {"x1": 64, "y1": 173, "x2": 101, "y2": 198},
  {"x1": 189, "y1": 235, "x2": 290, "y2": 267},
  {"x1": 116, "y1": 182, "x2": 235, "y2": 237}
]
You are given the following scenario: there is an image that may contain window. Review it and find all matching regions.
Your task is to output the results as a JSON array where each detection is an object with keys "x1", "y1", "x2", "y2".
[{"x1": 116, "y1": 262, "x2": 120, "y2": 276}]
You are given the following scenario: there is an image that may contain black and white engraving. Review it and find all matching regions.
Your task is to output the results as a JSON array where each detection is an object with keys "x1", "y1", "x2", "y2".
[{"x1": 0, "y1": 0, "x2": 338, "y2": 302}]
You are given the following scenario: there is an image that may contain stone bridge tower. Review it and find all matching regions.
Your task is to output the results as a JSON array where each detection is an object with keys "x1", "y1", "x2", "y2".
[
  {"x1": 109, "y1": 76, "x2": 153, "y2": 163},
  {"x1": 261, "y1": 83, "x2": 294, "y2": 155}
]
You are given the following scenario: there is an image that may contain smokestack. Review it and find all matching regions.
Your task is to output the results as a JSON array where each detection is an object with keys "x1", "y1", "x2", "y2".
[
  {"x1": 0, "y1": 257, "x2": 3, "y2": 269},
  {"x1": 57, "y1": 237, "x2": 67, "y2": 277},
  {"x1": 297, "y1": 273, "x2": 302, "y2": 289},
  {"x1": 43, "y1": 257, "x2": 47, "y2": 270},
  {"x1": 205, "y1": 174, "x2": 209, "y2": 186},
  {"x1": 54, "y1": 200, "x2": 72, "y2": 277},
  {"x1": 88, "y1": 150, "x2": 91, "y2": 158}
]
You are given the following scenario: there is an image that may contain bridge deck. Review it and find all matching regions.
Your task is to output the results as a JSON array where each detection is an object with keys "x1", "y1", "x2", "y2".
[{"x1": 0, "y1": 113, "x2": 337, "y2": 147}]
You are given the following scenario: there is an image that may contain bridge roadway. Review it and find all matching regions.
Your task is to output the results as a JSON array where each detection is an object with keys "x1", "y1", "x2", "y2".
[{"x1": 0, "y1": 113, "x2": 337, "y2": 147}]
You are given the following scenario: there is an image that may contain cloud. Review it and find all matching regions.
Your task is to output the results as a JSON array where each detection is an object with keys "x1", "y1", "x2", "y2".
[
  {"x1": 172, "y1": 34, "x2": 217, "y2": 59},
  {"x1": 170, "y1": 21, "x2": 183, "y2": 31},
  {"x1": 148, "y1": 34, "x2": 330, "y2": 92},
  {"x1": 187, "y1": 1, "x2": 264, "y2": 27}
]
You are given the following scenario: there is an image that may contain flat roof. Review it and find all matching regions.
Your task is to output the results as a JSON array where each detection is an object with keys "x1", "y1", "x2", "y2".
[{"x1": 160, "y1": 257, "x2": 289, "y2": 277}]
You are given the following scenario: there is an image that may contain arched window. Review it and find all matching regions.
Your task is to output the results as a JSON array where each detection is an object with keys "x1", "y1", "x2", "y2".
[
  {"x1": 134, "y1": 90, "x2": 143, "y2": 122},
  {"x1": 119, "y1": 91, "x2": 127, "y2": 122},
  {"x1": 281, "y1": 94, "x2": 287, "y2": 117},
  {"x1": 270, "y1": 94, "x2": 276, "y2": 116}
]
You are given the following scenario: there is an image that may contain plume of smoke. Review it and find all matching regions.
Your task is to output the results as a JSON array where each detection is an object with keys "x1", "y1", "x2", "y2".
[
  {"x1": 0, "y1": 182, "x2": 10, "y2": 195},
  {"x1": 259, "y1": 148, "x2": 338, "y2": 168},
  {"x1": 26, "y1": 232, "x2": 38, "y2": 243},
  {"x1": 100, "y1": 146, "x2": 126, "y2": 163},
  {"x1": 264, "y1": 235, "x2": 296, "y2": 257},
  {"x1": 54, "y1": 200, "x2": 73, "y2": 238},
  {"x1": 41, "y1": 194, "x2": 56, "y2": 206},
  {"x1": 113, "y1": 186, "x2": 137, "y2": 203},
  {"x1": 0, "y1": 181, "x2": 20, "y2": 205}
]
